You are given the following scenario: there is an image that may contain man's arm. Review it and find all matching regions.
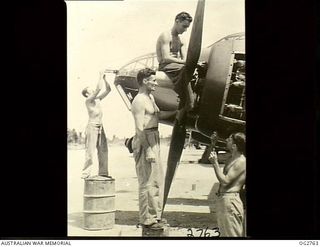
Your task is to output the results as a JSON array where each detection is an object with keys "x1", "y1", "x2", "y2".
[
  {"x1": 149, "y1": 94, "x2": 176, "y2": 120},
  {"x1": 179, "y1": 37, "x2": 187, "y2": 61},
  {"x1": 97, "y1": 73, "x2": 111, "y2": 100},
  {"x1": 209, "y1": 152, "x2": 245, "y2": 186},
  {"x1": 147, "y1": 93, "x2": 177, "y2": 120},
  {"x1": 86, "y1": 71, "x2": 104, "y2": 101},
  {"x1": 159, "y1": 33, "x2": 186, "y2": 64},
  {"x1": 158, "y1": 110, "x2": 178, "y2": 120},
  {"x1": 131, "y1": 97, "x2": 155, "y2": 162}
]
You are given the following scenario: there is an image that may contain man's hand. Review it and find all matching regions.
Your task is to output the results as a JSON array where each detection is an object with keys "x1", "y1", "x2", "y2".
[
  {"x1": 99, "y1": 71, "x2": 104, "y2": 80},
  {"x1": 146, "y1": 147, "x2": 156, "y2": 163},
  {"x1": 99, "y1": 70, "x2": 108, "y2": 82},
  {"x1": 101, "y1": 71, "x2": 110, "y2": 85},
  {"x1": 95, "y1": 70, "x2": 111, "y2": 100},
  {"x1": 209, "y1": 151, "x2": 218, "y2": 165},
  {"x1": 210, "y1": 132, "x2": 217, "y2": 145}
]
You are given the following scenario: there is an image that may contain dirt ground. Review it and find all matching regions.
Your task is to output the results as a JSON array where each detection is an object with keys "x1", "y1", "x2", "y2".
[{"x1": 68, "y1": 143, "x2": 224, "y2": 237}]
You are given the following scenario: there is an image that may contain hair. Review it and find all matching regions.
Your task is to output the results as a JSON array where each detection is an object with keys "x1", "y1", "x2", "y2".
[
  {"x1": 231, "y1": 132, "x2": 246, "y2": 154},
  {"x1": 175, "y1": 12, "x2": 193, "y2": 23},
  {"x1": 81, "y1": 87, "x2": 89, "y2": 98},
  {"x1": 136, "y1": 68, "x2": 156, "y2": 86}
]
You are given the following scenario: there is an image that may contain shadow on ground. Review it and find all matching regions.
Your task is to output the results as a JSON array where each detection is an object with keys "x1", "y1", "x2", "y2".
[
  {"x1": 68, "y1": 209, "x2": 217, "y2": 230},
  {"x1": 114, "y1": 210, "x2": 218, "y2": 229},
  {"x1": 166, "y1": 198, "x2": 210, "y2": 206},
  {"x1": 69, "y1": 182, "x2": 221, "y2": 230},
  {"x1": 208, "y1": 182, "x2": 220, "y2": 213},
  {"x1": 165, "y1": 182, "x2": 220, "y2": 214},
  {"x1": 116, "y1": 211, "x2": 217, "y2": 228},
  {"x1": 68, "y1": 181, "x2": 221, "y2": 230},
  {"x1": 162, "y1": 211, "x2": 217, "y2": 228}
]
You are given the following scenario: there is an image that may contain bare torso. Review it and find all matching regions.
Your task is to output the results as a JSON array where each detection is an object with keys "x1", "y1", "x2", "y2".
[
  {"x1": 219, "y1": 154, "x2": 246, "y2": 193},
  {"x1": 132, "y1": 93, "x2": 159, "y2": 130},
  {"x1": 86, "y1": 99, "x2": 103, "y2": 124},
  {"x1": 156, "y1": 30, "x2": 183, "y2": 64}
]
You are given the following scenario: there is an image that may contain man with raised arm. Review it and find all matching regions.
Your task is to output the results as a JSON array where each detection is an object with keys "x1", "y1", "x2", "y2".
[
  {"x1": 209, "y1": 132, "x2": 246, "y2": 237},
  {"x1": 81, "y1": 71, "x2": 111, "y2": 179},
  {"x1": 131, "y1": 68, "x2": 167, "y2": 230}
]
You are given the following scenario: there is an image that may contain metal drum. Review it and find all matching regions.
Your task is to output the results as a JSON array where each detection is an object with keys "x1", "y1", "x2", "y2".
[{"x1": 83, "y1": 176, "x2": 115, "y2": 230}]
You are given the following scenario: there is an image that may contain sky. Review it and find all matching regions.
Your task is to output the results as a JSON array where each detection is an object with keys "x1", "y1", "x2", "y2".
[{"x1": 67, "y1": 0, "x2": 245, "y2": 138}]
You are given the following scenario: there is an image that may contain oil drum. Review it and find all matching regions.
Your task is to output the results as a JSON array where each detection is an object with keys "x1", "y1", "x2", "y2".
[{"x1": 83, "y1": 176, "x2": 115, "y2": 230}]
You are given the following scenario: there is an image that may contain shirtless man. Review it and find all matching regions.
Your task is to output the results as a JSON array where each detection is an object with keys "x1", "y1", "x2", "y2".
[
  {"x1": 81, "y1": 71, "x2": 111, "y2": 179},
  {"x1": 156, "y1": 12, "x2": 193, "y2": 113},
  {"x1": 209, "y1": 132, "x2": 246, "y2": 237},
  {"x1": 131, "y1": 68, "x2": 167, "y2": 230}
]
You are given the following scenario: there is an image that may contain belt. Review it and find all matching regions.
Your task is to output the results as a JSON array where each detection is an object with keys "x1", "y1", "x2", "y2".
[
  {"x1": 88, "y1": 122, "x2": 102, "y2": 126},
  {"x1": 144, "y1": 127, "x2": 158, "y2": 131},
  {"x1": 88, "y1": 124, "x2": 103, "y2": 145}
]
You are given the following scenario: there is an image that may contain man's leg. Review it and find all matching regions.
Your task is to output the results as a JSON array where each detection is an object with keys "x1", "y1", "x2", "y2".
[
  {"x1": 82, "y1": 126, "x2": 98, "y2": 178},
  {"x1": 223, "y1": 196, "x2": 244, "y2": 237},
  {"x1": 133, "y1": 138, "x2": 156, "y2": 226},
  {"x1": 185, "y1": 83, "x2": 194, "y2": 110},
  {"x1": 216, "y1": 195, "x2": 244, "y2": 237},
  {"x1": 174, "y1": 72, "x2": 195, "y2": 123},
  {"x1": 97, "y1": 127, "x2": 109, "y2": 177},
  {"x1": 160, "y1": 63, "x2": 194, "y2": 112},
  {"x1": 215, "y1": 197, "x2": 226, "y2": 236},
  {"x1": 145, "y1": 131, "x2": 164, "y2": 222}
]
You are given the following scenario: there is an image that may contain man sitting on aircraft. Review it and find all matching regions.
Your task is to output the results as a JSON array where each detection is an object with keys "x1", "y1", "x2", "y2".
[
  {"x1": 209, "y1": 132, "x2": 246, "y2": 237},
  {"x1": 156, "y1": 12, "x2": 194, "y2": 113}
]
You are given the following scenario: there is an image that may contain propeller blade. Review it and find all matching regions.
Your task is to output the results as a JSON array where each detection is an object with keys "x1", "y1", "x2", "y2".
[
  {"x1": 162, "y1": 120, "x2": 186, "y2": 215},
  {"x1": 161, "y1": 0, "x2": 206, "y2": 217},
  {"x1": 185, "y1": 0, "x2": 205, "y2": 83}
]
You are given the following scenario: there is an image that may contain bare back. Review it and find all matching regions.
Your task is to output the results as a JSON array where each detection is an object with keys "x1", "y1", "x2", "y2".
[{"x1": 220, "y1": 155, "x2": 246, "y2": 193}]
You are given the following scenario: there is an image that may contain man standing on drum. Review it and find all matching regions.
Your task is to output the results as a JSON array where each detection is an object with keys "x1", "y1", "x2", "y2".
[{"x1": 81, "y1": 71, "x2": 111, "y2": 179}]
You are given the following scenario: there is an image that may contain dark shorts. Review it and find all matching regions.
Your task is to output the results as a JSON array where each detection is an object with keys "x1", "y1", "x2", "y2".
[{"x1": 158, "y1": 63, "x2": 185, "y2": 95}]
